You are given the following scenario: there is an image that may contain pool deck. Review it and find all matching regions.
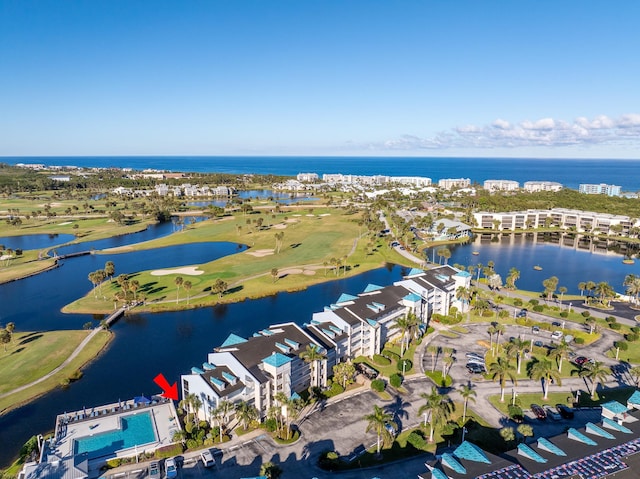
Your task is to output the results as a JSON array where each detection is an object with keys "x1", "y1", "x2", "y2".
[{"x1": 22, "y1": 397, "x2": 181, "y2": 479}]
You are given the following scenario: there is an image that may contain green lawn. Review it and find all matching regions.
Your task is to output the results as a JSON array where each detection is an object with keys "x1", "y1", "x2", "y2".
[
  {"x1": 64, "y1": 208, "x2": 414, "y2": 314},
  {"x1": 0, "y1": 330, "x2": 112, "y2": 414}
]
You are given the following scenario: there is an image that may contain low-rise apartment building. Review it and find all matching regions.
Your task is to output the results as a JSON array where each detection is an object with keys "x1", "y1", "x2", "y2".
[
  {"x1": 579, "y1": 183, "x2": 622, "y2": 197},
  {"x1": 181, "y1": 266, "x2": 470, "y2": 422},
  {"x1": 438, "y1": 178, "x2": 471, "y2": 190},
  {"x1": 483, "y1": 179, "x2": 519, "y2": 192},
  {"x1": 473, "y1": 208, "x2": 638, "y2": 235},
  {"x1": 523, "y1": 181, "x2": 563, "y2": 192}
]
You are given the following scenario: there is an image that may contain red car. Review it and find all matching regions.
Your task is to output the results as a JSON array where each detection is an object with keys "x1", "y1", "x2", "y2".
[
  {"x1": 574, "y1": 356, "x2": 589, "y2": 366},
  {"x1": 531, "y1": 404, "x2": 547, "y2": 420}
]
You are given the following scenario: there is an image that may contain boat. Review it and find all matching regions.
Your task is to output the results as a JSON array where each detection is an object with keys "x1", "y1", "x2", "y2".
[
  {"x1": 472, "y1": 251, "x2": 479, "y2": 256},
  {"x1": 623, "y1": 258, "x2": 635, "y2": 265},
  {"x1": 533, "y1": 265, "x2": 543, "y2": 271}
]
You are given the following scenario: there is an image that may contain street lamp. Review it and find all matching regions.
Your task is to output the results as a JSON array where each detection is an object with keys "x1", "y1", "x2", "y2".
[
  {"x1": 424, "y1": 412, "x2": 428, "y2": 427},
  {"x1": 569, "y1": 302, "x2": 572, "y2": 313},
  {"x1": 402, "y1": 360, "x2": 407, "y2": 376}
]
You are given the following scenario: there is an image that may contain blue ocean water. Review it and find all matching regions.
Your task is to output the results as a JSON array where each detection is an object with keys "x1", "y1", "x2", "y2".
[{"x1": 5, "y1": 156, "x2": 640, "y2": 191}]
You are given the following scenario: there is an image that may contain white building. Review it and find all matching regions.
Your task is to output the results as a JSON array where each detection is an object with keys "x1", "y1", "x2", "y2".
[
  {"x1": 297, "y1": 172, "x2": 319, "y2": 182},
  {"x1": 523, "y1": 181, "x2": 563, "y2": 192},
  {"x1": 579, "y1": 183, "x2": 621, "y2": 197},
  {"x1": 483, "y1": 179, "x2": 519, "y2": 192},
  {"x1": 438, "y1": 178, "x2": 471, "y2": 189}
]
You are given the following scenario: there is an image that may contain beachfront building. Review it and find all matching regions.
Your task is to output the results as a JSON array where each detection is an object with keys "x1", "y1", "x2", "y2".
[
  {"x1": 483, "y1": 179, "x2": 519, "y2": 192},
  {"x1": 297, "y1": 172, "x2": 319, "y2": 182},
  {"x1": 473, "y1": 208, "x2": 638, "y2": 235},
  {"x1": 19, "y1": 398, "x2": 179, "y2": 479},
  {"x1": 180, "y1": 322, "x2": 332, "y2": 422},
  {"x1": 321, "y1": 173, "x2": 431, "y2": 187},
  {"x1": 579, "y1": 183, "x2": 622, "y2": 197},
  {"x1": 523, "y1": 181, "x2": 563, "y2": 192},
  {"x1": 438, "y1": 178, "x2": 471, "y2": 190},
  {"x1": 426, "y1": 218, "x2": 473, "y2": 241}
]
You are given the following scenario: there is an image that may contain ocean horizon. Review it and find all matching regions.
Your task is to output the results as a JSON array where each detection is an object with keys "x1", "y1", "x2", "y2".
[{"x1": 4, "y1": 155, "x2": 640, "y2": 191}]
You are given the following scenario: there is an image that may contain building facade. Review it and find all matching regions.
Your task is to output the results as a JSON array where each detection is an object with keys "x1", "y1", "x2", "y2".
[
  {"x1": 523, "y1": 181, "x2": 563, "y2": 192},
  {"x1": 579, "y1": 183, "x2": 622, "y2": 196},
  {"x1": 483, "y1": 179, "x2": 520, "y2": 192}
]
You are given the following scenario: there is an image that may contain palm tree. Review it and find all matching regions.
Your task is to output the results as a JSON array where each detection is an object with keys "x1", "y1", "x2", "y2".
[
  {"x1": 88, "y1": 272, "x2": 98, "y2": 298},
  {"x1": 488, "y1": 357, "x2": 517, "y2": 402},
  {"x1": 517, "y1": 424, "x2": 534, "y2": 444},
  {"x1": 129, "y1": 280, "x2": 139, "y2": 302},
  {"x1": 595, "y1": 281, "x2": 615, "y2": 307},
  {"x1": 506, "y1": 337, "x2": 528, "y2": 374},
  {"x1": 542, "y1": 276, "x2": 559, "y2": 301},
  {"x1": 624, "y1": 274, "x2": 640, "y2": 305},
  {"x1": 585, "y1": 316, "x2": 596, "y2": 334},
  {"x1": 174, "y1": 276, "x2": 183, "y2": 303},
  {"x1": 487, "y1": 325, "x2": 497, "y2": 352},
  {"x1": 259, "y1": 461, "x2": 282, "y2": 479},
  {"x1": 427, "y1": 345, "x2": 440, "y2": 373},
  {"x1": 209, "y1": 406, "x2": 225, "y2": 442},
  {"x1": 558, "y1": 286, "x2": 567, "y2": 303},
  {"x1": 630, "y1": 366, "x2": 640, "y2": 387},
  {"x1": 363, "y1": 405, "x2": 396, "y2": 454},
  {"x1": 299, "y1": 344, "x2": 326, "y2": 388},
  {"x1": 529, "y1": 358, "x2": 561, "y2": 400},
  {"x1": 586, "y1": 281, "x2": 596, "y2": 303},
  {"x1": 458, "y1": 383, "x2": 476, "y2": 422},
  {"x1": 579, "y1": 361, "x2": 610, "y2": 399},
  {"x1": 493, "y1": 324, "x2": 506, "y2": 352},
  {"x1": 548, "y1": 341, "x2": 572, "y2": 372},
  {"x1": 212, "y1": 278, "x2": 228, "y2": 298},
  {"x1": 418, "y1": 386, "x2": 453, "y2": 443},
  {"x1": 456, "y1": 286, "x2": 472, "y2": 314},
  {"x1": 183, "y1": 280, "x2": 192, "y2": 304},
  {"x1": 393, "y1": 314, "x2": 412, "y2": 355},
  {"x1": 578, "y1": 281, "x2": 587, "y2": 297},
  {"x1": 104, "y1": 261, "x2": 115, "y2": 282},
  {"x1": 507, "y1": 267, "x2": 520, "y2": 290},
  {"x1": 271, "y1": 268, "x2": 279, "y2": 283},
  {"x1": 235, "y1": 401, "x2": 259, "y2": 430}
]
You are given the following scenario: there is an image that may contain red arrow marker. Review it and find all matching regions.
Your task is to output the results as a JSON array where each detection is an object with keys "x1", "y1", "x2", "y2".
[{"x1": 154, "y1": 373, "x2": 178, "y2": 400}]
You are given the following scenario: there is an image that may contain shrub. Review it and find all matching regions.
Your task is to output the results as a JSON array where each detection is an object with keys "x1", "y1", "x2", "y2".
[
  {"x1": 389, "y1": 373, "x2": 403, "y2": 388},
  {"x1": 606, "y1": 316, "x2": 617, "y2": 323},
  {"x1": 416, "y1": 337, "x2": 423, "y2": 345},
  {"x1": 106, "y1": 458, "x2": 122, "y2": 468},
  {"x1": 439, "y1": 314, "x2": 463, "y2": 325},
  {"x1": 264, "y1": 418, "x2": 278, "y2": 432},
  {"x1": 508, "y1": 404, "x2": 523, "y2": 417},
  {"x1": 397, "y1": 359, "x2": 412, "y2": 372},
  {"x1": 625, "y1": 332, "x2": 639, "y2": 342},
  {"x1": 528, "y1": 299, "x2": 539, "y2": 306},
  {"x1": 407, "y1": 430, "x2": 428, "y2": 450},
  {"x1": 513, "y1": 298, "x2": 523, "y2": 307},
  {"x1": 382, "y1": 350, "x2": 401, "y2": 362},
  {"x1": 373, "y1": 354, "x2": 391, "y2": 366},
  {"x1": 532, "y1": 305, "x2": 544, "y2": 313},
  {"x1": 560, "y1": 311, "x2": 569, "y2": 318},
  {"x1": 574, "y1": 337, "x2": 585, "y2": 344},
  {"x1": 632, "y1": 327, "x2": 640, "y2": 334},
  {"x1": 610, "y1": 322, "x2": 622, "y2": 330},
  {"x1": 325, "y1": 382, "x2": 344, "y2": 398},
  {"x1": 482, "y1": 310, "x2": 493, "y2": 317},
  {"x1": 154, "y1": 443, "x2": 183, "y2": 459},
  {"x1": 186, "y1": 439, "x2": 198, "y2": 450},
  {"x1": 371, "y1": 379, "x2": 386, "y2": 392},
  {"x1": 581, "y1": 311, "x2": 591, "y2": 318},
  {"x1": 614, "y1": 341, "x2": 629, "y2": 351}
]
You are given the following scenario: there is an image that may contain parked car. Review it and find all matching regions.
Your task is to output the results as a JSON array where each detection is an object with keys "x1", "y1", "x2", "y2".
[
  {"x1": 148, "y1": 461, "x2": 161, "y2": 479},
  {"x1": 552, "y1": 321, "x2": 562, "y2": 327},
  {"x1": 531, "y1": 404, "x2": 547, "y2": 420},
  {"x1": 466, "y1": 358, "x2": 485, "y2": 367},
  {"x1": 356, "y1": 362, "x2": 379, "y2": 379},
  {"x1": 517, "y1": 309, "x2": 528, "y2": 318},
  {"x1": 556, "y1": 404, "x2": 575, "y2": 419},
  {"x1": 551, "y1": 331, "x2": 563, "y2": 340},
  {"x1": 532, "y1": 326, "x2": 540, "y2": 334},
  {"x1": 466, "y1": 352, "x2": 484, "y2": 360},
  {"x1": 385, "y1": 423, "x2": 397, "y2": 437},
  {"x1": 574, "y1": 356, "x2": 589, "y2": 366},
  {"x1": 544, "y1": 405, "x2": 561, "y2": 420},
  {"x1": 165, "y1": 458, "x2": 178, "y2": 479},
  {"x1": 200, "y1": 450, "x2": 215, "y2": 468},
  {"x1": 466, "y1": 363, "x2": 486, "y2": 374},
  {"x1": 533, "y1": 340, "x2": 544, "y2": 348}
]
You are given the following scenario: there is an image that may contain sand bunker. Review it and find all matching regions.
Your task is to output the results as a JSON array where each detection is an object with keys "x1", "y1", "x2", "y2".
[
  {"x1": 319, "y1": 213, "x2": 331, "y2": 216},
  {"x1": 285, "y1": 219, "x2": 298, "y2": 223},
  {"x1": 151, "y1": 266, "x2": 204, "y2": 276},
  {"x1": 273, "y1": 224, "x2": 287, "y2": 229},
  {"x1": 59, "y1": 221, "x2": 72, "y2": 225},
  {"x1": 247, "y1": 249, "x2": 274, "y2": 257},
  {"x1": 293, "y1": 214, "x2": 302, "y2": 217},
  {"x1": 278, "y1": 268, "x2": 316, "y2": 277},
  {"x1": 305, "y1": 214, "x2": 315, "y2": 217}
]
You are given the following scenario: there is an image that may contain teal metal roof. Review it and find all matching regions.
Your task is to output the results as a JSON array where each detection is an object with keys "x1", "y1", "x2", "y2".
[
  {"x1": 221, "y1": 371, "x2": 237, "y2": 383},
  {"x1": 430, "y1": 467, "x2": 449, "y2": 479},
  {"x1": 262, "y1": 352, "x2": 292, "y2": 368},
  {"x1": 220, "y1": 333, "x2": 247, "y2": 348},
  {"x1": 456, "y1": 271, "x2": 472, "y2": 277},
  {"x1": 291, "y1": 392, "x2": 301, "y2": 400},
  {"x1": 407, "y1": 268, "x2": 424, "y2": 276},
  {"x1": 454, "y1": 441, "x2": 491, "y2": 464},
  {"x1": 367, "y1": 318, "x2": 378, "y2": 327},
  {"x1": 517, "y1": 443, "x2": 547, "y2": 463},
  {"x1": 202, "y1": 362, "x2": 216, "y2": 370},
  {"x1": 321, "y1": 328, "x2": 336, "y2": 338},
  {"x1": 209, "y1": 377, "x2": 225, "y2": 389},
  {"x1": 191, "y1": 366, "x2": 204, "y2": 375},
  {"x1": 364, "y1": 283, "x2": 383, "y2": 293},
  {"x1": 537, "y1": 437, "x2": 566, "y2": 456},
  {"x1": 567, "y1": 427, "x2": 597, "y2": 445},
  {"x1": 275, "y1": 342, "x2": 291, "y2": 353},
  {"x1": 403, "y1": 292, "x2": 422, "y2": 302},
  {"x1": 336, "y1": 293, "x2": 357, "y2": 303},
  {"x1": 602, "y1": 401, "x2": 628, "y2": 414},
  {"x1": 441, "y1": 453, "x2": 466, "y2": 474},
  {"x1": 602, "y1": 416, "x2": 632, "y2": 433},
  {"x1": 284, "y1": 338, "x2": 300, "y2": 349},
  {"x1": 585, "y1": 422, "x2": 615, "y2": 439},
  {"x1": 627, "y1": 389, "x2": 640, "y2": 406}
]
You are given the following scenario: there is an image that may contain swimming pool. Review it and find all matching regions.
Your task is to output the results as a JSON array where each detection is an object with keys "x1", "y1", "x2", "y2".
[{"x1": 74, "y1": 412, "x2": 157, "y2": 459}]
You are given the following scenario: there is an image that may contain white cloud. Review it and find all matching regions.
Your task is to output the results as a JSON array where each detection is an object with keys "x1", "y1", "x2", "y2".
[{"x1": 375, "y1": 114, "x2": 640, "y2": 151}]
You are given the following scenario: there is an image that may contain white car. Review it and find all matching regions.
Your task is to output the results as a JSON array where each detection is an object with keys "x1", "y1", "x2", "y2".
[
  {"x1": 200, "y1": 449, "x2": 215, "y2": 468},
  {"x1": 164, "y1": 457, "x2": 177, "y2": 479},
  {"x1": 148, "y1": 461, "x2": 161, "y2": 479},
  {"x1": 551, "y1": 331, "x2": 563, "y2": 340}
]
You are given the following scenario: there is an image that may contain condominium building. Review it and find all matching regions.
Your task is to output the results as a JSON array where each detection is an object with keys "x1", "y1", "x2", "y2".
[
  {"x1": 579, "y1": 183, "x2": 622, "y2": 197},
  {"x1": 483, "y1": 179, "x2": 519, "y2": 192},
  {"x1": 438, "y1": 178, "x2": 471, "y2": 190},
  {"x1": 181, "y1": 266, "x2": 470, "y2": 422},
  {"x1": 523, "y1": 181, "x2": 563, "y2": 192},
  {"x1": 296, "y1": 172, "x2": 319, "y2": 182},
  {"x1": 473, "y1": 208, "x2": 638, "y2": 234}
]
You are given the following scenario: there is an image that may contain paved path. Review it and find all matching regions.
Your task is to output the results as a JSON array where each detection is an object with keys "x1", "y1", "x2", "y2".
[{"x1": 0, "y1": 327, "x2": 105, "y2": 401}]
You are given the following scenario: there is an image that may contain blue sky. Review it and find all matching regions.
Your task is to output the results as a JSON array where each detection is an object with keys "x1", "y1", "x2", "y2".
[{"x1": 1, "y1": 1, "x2": 639, "y2": 157}]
